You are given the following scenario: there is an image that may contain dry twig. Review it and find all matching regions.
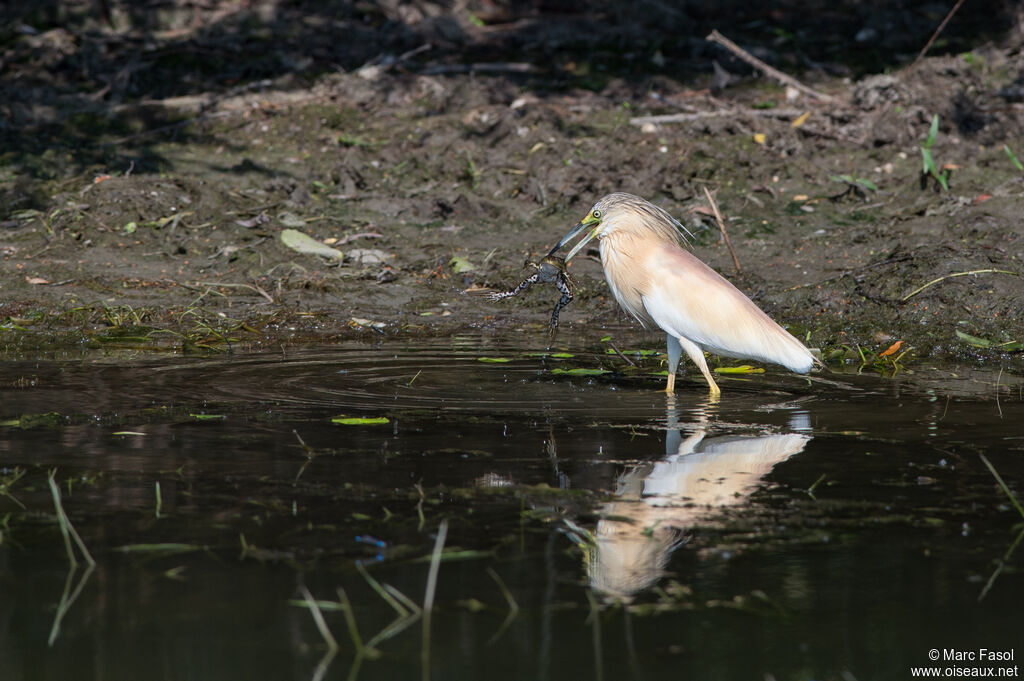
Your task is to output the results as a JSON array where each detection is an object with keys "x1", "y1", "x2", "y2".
[
  {"x1": 702, "y1": 187, "x2": 742, "y2": 274},
  {"x1": 706, "y1": 30, "x2": 834, "y2": 102},
  {"x1": 910, "y1": 0, "x2": 967, "y2": 70}
]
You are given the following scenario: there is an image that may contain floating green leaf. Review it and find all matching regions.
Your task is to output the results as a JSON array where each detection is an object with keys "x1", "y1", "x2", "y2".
[
  {"x1": 413, "y1": 549, "x2": 491, "y2": 563},
  {"x1": 0, "y1": 412, "x2": 63, "y2": 428},
  {"x1": 551, "y1": 368, "x2": 610, "y2": 376},
  {"x1": 115, "y1": 543, "x2": 201, "y2": 553},
  {"x1": 550, "y1": 352, "x2": 575, "y2": 358},
  {"x1": 477, "y1": 357, "x2": 511, "y2": 363},
  {"x1": 332, "y1": 416, "x2": 390, "y2": 425},
  {"x1": 605, "y1": 348, "x2": 658, "y2": 356},
  {"x1": 714, "y1": 365, "x2": 766, "y2": 374},
  {"x1": 190, "y1": 414, "x2": 226, "y2": 421}
]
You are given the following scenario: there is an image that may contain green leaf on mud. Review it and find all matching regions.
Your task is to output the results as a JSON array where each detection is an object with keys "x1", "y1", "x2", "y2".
[
  {"x1": 955, "y1": 330, "x2": 1022, "y2": 351},
  {"x1": 280, "y1": 229, "x2": 343, "y2": 259},
  {"x1": 477, "y1": 357, "x2": 511, "y2": 363},
  {"x1": 956, "y1": 330, "x2": 992, "y2": 348},
  {"x1": 332, "y1": 416, "x2": 390, "y2": 425},
  {"x1": 714, "y1": 365, "x2": 766, "y2": 374},
  {"x1": 551, "y1": 368, "x2": 610, "y2": 376},
  {"x1": 449, "y1": 256, "x2": 476, "y2": 273}
]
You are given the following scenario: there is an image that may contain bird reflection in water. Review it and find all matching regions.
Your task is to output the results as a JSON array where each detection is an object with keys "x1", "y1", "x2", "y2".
[{"x1": 573, "y1": 398, "x2": 811, "y2": 599}]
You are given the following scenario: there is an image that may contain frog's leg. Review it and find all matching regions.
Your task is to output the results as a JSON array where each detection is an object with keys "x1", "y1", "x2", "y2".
[
  {"x1": 487, "y1": 272, "x2": 540, "y2": 301},
  {"x1": 547, "y1": 277, "x2": 574, "y2": 328}
]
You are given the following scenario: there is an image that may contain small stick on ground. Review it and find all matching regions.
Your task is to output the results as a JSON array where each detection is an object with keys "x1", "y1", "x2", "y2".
[
  {"x1": 194, "y1": 281, "x2": 274, "y2": 303},
  {"x1": 910, "y1": 0, "x2": 967, "y2": 70},
  {"x1": 630, "y1": 108, "x2": 805, "y2": 127},
  {"x1": 703, "y1": 187, "x2": 742, "y2": 274},
  {"x1": 706, "y1": 30, "x2": 833, "y2": 102},
  {"x1": 901, "y1": 268, "x2": 1022, "y2": 302}
]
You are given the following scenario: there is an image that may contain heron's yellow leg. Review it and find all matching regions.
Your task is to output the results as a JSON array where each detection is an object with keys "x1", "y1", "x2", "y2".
[
  {"x1": 678, "y1": 336, "x2": 721, "y2": 396},
  {"x1": 665, "y1": 334, "x2": 681, "y2": 395}
]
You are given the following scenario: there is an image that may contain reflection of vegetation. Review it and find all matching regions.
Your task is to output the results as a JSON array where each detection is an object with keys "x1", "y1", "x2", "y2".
[
  {"x1": 977, "y1": 455, "x2": 1024, "y2": 602},
  {"x1": 294, "y1": 520, "x2": 450, "y2": 681},
  {"x1": 48, "y1": 469, "x2": 95, "y2": 567}
]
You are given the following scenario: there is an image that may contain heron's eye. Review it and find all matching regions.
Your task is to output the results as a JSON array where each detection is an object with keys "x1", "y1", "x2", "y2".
[{"x1": 592, "y1": 209, "x2": 602, "y2": 219}]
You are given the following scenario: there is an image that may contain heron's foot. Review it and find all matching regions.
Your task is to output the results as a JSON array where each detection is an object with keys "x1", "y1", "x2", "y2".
[{"x1": 665, "y1": 373, "x2": 676, "y2": 394}]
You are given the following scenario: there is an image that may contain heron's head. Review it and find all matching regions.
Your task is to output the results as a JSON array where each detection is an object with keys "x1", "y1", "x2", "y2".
[{"x1": 549, "y1": 193, "x2": 691, "y2": 261}]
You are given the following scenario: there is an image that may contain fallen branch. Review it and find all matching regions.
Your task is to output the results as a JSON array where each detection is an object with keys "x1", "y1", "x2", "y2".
[
  {"x1": 902, "y1": 268, "x2": 1023, "y2": 302},
  {"x1": 706, "y1": 30, "x2": 834, "y2": 102},
  {"x1": 702, "y1": 187, "x2": 741, "y2": 274}
]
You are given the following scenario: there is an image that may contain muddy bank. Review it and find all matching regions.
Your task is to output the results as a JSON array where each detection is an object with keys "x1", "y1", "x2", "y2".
[{"x1": 1, "y1": 1, "x2": 1022, "y2": 374}]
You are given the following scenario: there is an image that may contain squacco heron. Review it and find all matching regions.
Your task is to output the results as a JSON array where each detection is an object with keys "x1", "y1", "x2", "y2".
[{"x1": 552, "y1": 193, "x2": 815, "y2": 395}]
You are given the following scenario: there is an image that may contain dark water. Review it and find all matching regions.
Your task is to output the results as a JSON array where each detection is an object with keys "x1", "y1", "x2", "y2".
[{"x1": 1, "y1": 331, "x2": 1022, "y2": 681}]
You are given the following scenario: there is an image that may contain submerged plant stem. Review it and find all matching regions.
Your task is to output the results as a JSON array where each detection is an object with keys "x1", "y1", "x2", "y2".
[
  {"x1": 299, "y1": 584, "x2": 339, "y2": 653},
  {"x1": 48, "y1": 470, "x2": 95, "y2": 567},
  {"x1": 979, "y1": 454, "x2": 1024, "y2": 519},
  {"x1": 422, "y1": 519, "x2": 449, "y2": 681}
]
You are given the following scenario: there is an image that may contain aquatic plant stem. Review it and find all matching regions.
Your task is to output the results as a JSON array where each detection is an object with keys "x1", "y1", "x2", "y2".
[
  {"x1": 335, "y1": 585, "x2": 366, "y2": 654},
  {"x1": 421, "y1": 519, "x2": 448, "y2": 681},
  {"x1": 48, "y1": 564, "x2": 95, "y2": 646},
  {"x1": 48, "y1": 470, "x2": 95, "y2": 567},
  {"x1": 979, "y1": 454, "x2": 1024, "y2": 519},
  {"x1": 486, "y1": 567, "x2": 520, "y2": 645},
  {"x1": 299, "y1": 584, "x2": 339, "y2": 653}
]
